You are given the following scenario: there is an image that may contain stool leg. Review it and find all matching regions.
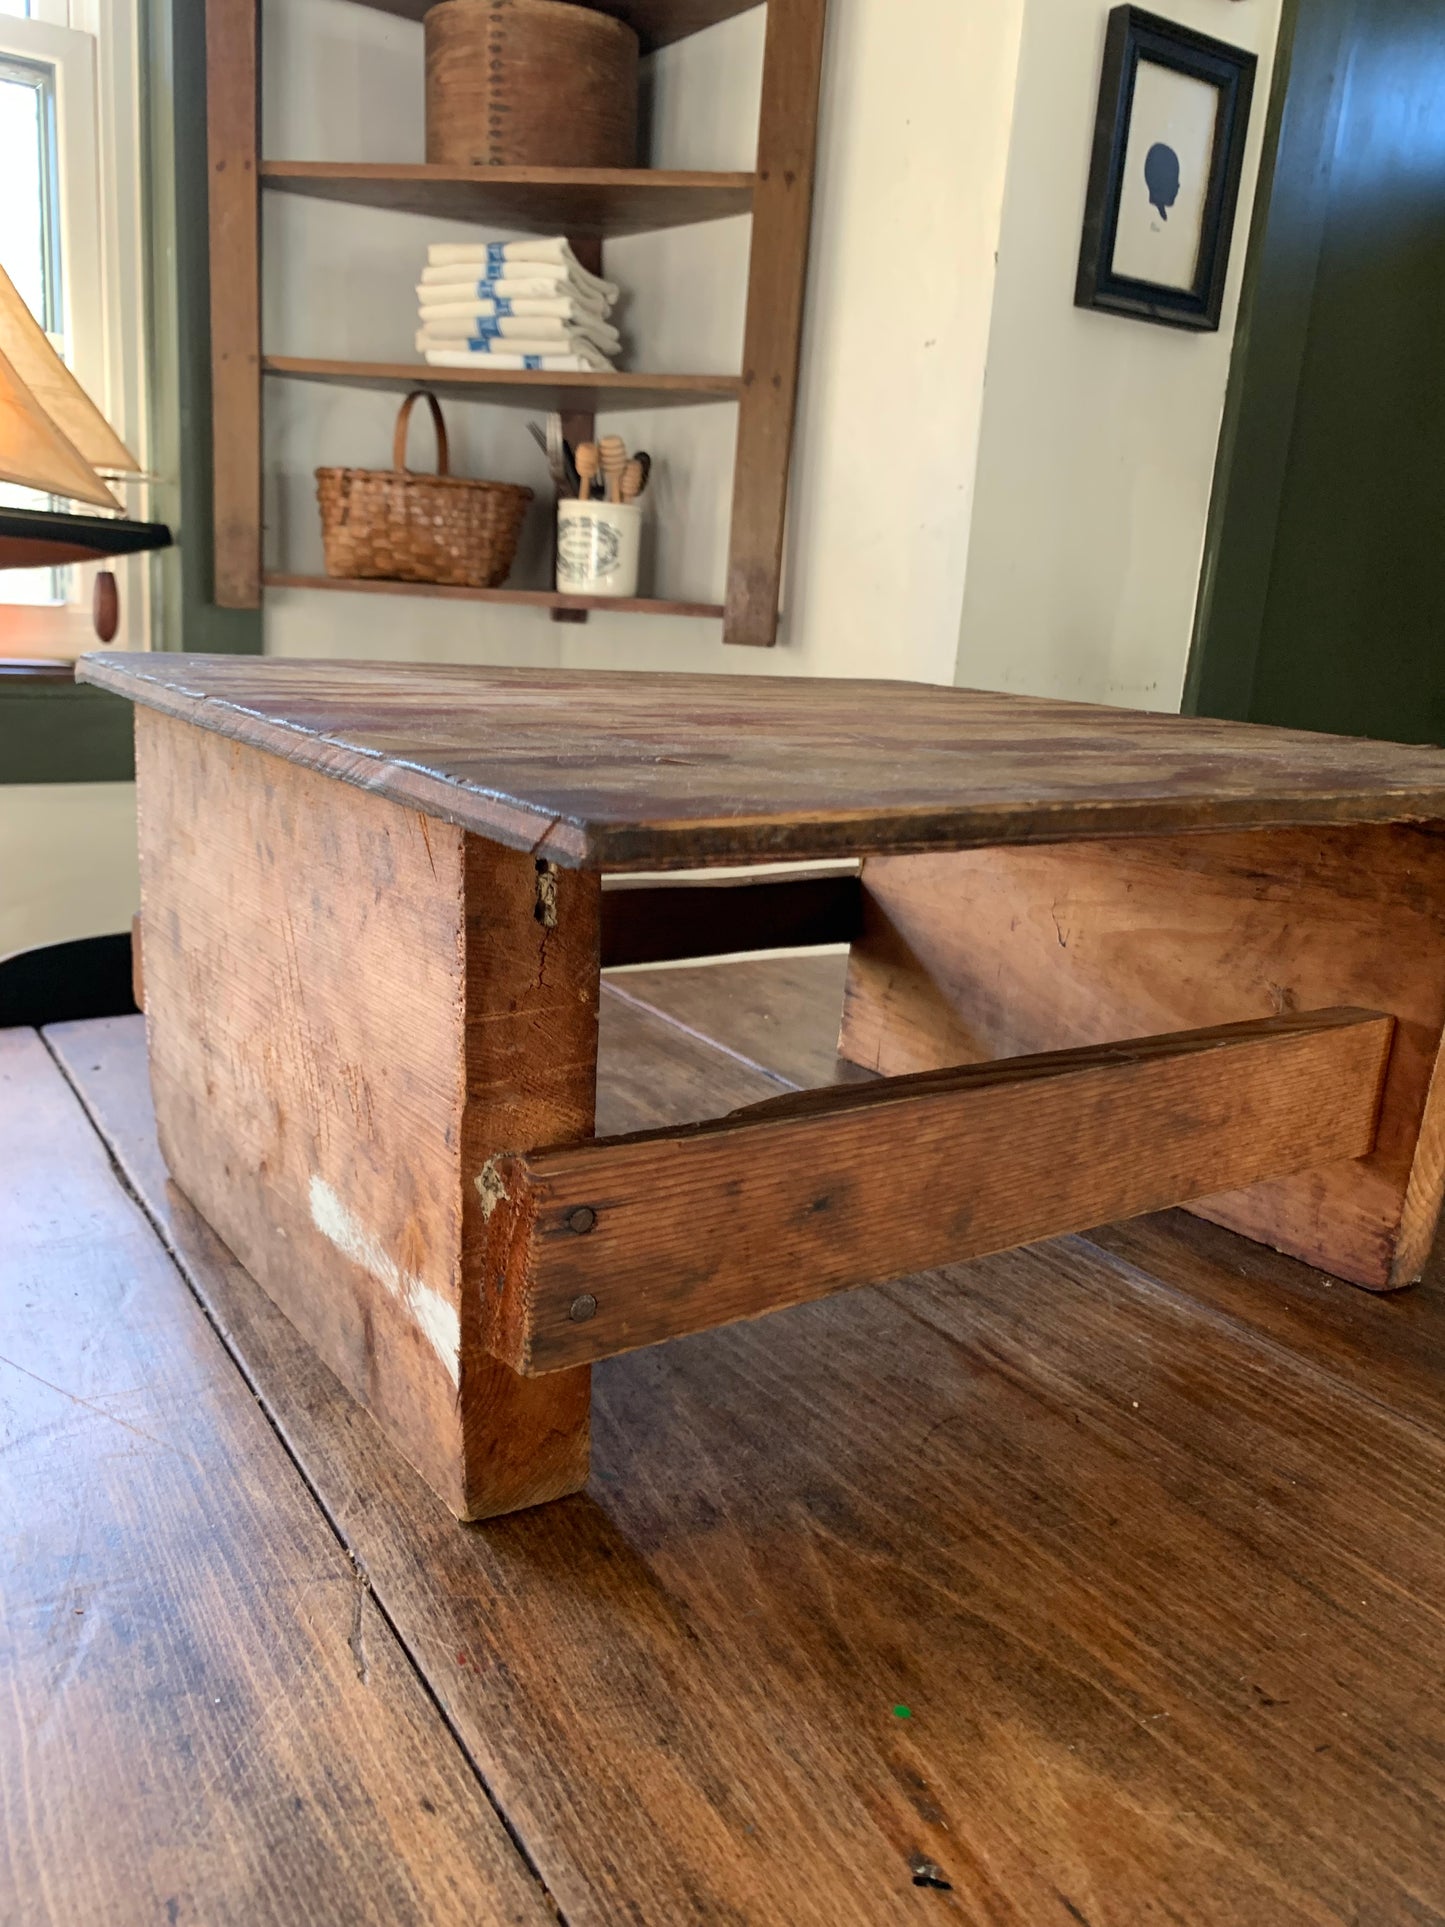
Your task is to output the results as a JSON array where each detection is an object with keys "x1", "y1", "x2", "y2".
[
  {"x1": 457, "y1": 837, "x2": 598, "y2": 1519},
  {"x1": 135, "y1": 710, "x2": 598, "y2": 1520}
]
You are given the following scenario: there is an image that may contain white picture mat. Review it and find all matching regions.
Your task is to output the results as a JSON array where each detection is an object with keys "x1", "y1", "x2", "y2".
[{"x1": 1111, "y1": 59, "x2": 1219, "y2": 292}]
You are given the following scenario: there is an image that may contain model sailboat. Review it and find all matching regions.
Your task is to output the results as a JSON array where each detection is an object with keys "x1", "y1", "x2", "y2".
[{"x1": 0, "y1": 263, "x2": 170, "y2": 635}]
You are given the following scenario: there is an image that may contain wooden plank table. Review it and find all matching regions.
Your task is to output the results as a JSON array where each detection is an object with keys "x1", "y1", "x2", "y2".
[
  {"x1": 77, "y1": 655, "x2": 1445, "y2": 1522},
  {"x1": 8, "y1": 960, "x2": 1445, "y2": 1922}
]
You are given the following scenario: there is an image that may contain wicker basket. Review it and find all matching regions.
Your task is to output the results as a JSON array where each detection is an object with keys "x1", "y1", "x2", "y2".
[
  {"x1": 425, "y1": 0, "x2": 639, "y2": 169},
  {"x1": 316, "y1": 391, "x2": 533, "y2": 590}
]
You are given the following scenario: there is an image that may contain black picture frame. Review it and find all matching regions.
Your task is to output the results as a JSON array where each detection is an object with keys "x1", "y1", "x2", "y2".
[{"x1": 1075, "y1": 6, "x2": 1257, "y2": 332}]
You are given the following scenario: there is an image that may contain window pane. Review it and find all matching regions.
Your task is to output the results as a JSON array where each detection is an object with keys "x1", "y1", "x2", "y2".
[
  {"x1": 0, "y1": 55, "x2": 59, "y2": 333},
  {"x1": 0, "y1": 72, "x2": 44, "y2": 322},
  {"x1": 0, "y1": 55, "x2": 67, "y2": 607},
  {"x1": 0, "y1": 3, "x2": 33, "y2": 18}
]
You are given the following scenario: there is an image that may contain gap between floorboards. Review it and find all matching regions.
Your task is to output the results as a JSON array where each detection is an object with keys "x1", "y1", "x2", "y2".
[{"x1": 34, "y1": 1022, "x2": 575, "y2": 1927}]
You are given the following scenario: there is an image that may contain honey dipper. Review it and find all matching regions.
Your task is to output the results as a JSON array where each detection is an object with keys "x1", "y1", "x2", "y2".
[{"x1": 598, "y1": 435, "x2": 628, "y2": 504}]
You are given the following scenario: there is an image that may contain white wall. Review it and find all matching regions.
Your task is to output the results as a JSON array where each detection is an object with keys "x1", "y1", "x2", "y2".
[
  {"x1": 273, "y1": 0, "x2": 1287, "y2": 706},
  {"x1": 0, "y1": 783, "x2": 138, "y2": 960},
  {"x1": 260, "y1": 0, "x2": 1025, "y2": 685},
  {"x1": 954, "y1": 0, "x2": 1284, "y2": 710},
  {"x1": 576, "y1": 0, "x2": 1027, "y2": 682}
]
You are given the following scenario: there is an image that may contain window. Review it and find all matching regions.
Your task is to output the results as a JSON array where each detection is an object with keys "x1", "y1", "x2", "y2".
[
  {"x1": 0, "y1": 44, "x2": 66, "y2": 608},
  {"x1": 0, "y1": 3, "x2": 74, "y2": 22},
  {"x1": 0, "y1": 53, "x2": 61, "y2": 331},
  {"x1": 0, "y1": 0, "x2": 149, "y2": 658}
]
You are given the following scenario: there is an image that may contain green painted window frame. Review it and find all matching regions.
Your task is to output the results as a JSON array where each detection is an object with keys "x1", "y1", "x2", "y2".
[{"x1": 0, "y1": 0, "x2": 261, "y2": 789}]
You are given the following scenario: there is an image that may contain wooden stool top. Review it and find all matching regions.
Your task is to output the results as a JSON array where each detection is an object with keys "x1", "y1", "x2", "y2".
[{"x1": 82, "y1": 653, "x2": 1445, "y2": 872}]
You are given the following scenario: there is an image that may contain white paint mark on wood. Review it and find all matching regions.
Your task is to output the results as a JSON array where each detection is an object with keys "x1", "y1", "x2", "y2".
[
  {"x1": 476, "y1": 1161, "x2": 508, "y2": 1221},
  {"x1": 309, "y1": 1177, "x2": 460, "y2": 1385}
]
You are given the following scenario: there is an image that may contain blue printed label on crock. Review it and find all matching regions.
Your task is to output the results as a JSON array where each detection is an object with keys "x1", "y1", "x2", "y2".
[{"x1": 558, "y1": 518, "x2": 623, "y2": 578}]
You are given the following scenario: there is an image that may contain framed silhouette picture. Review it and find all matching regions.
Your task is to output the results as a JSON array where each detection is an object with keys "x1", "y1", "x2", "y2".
[{"x1": 1075, "y1": 7, "x2": 1257, "y2": 332}]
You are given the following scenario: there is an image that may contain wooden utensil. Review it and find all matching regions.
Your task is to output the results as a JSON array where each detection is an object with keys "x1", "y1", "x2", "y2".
[
  {"x1": 599, "y1": 435, "x2": 627, "y2": 505},
  {"x1": 545, "y1": 413, "x2": 570, "y2": 492},
  {"x1": 620, "y1": 459, "x2": 645, "y2": 505},
  {"x1": 527, "y1": 417, "x2": 570, "y2": 497},
  {"x1": 575, "y1": 442, "x2": 599, "y2": 502}
]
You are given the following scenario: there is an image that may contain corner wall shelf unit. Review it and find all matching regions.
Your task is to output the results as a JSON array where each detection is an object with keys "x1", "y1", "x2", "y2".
[{"x1": 207, "y1": 0, "x2": 828, "y2": 646}]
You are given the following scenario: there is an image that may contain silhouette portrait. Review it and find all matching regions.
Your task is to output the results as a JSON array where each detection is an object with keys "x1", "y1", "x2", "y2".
[
  {"x1": 1144, "y1": 142, "x2": 1181, "y2": 220},
  {"x1": 1076, "y1": 10, "x2": 1257, "y2": 329}
]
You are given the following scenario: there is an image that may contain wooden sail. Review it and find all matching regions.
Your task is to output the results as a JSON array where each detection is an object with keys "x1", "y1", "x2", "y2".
[
  {"x1": 0, "y1": 264, "x2": 139, "y2": 478},
  {"x1": 0, "y1": 344, "x2": 122, "y2": 511}
]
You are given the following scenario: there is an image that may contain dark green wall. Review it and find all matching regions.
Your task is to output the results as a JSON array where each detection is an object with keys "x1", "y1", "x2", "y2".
[
  {"x1": 1188, "y1": 0, "x2": 1445, "y2": 746},
  {"x1": 144, "y1": 0, "x2": 262, "y2": 659}
]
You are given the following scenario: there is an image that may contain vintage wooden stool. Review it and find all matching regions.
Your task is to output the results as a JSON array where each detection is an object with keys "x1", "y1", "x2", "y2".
[{"x1": 84, "y1": 655, "x2": 1445, "y2": 1520}]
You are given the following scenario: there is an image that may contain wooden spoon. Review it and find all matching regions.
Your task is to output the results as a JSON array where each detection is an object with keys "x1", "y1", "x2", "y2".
[
  {"x1": 598, "y1": 434, "x2": 627, "y2": 505},
  {"x1": 575, "y1": 442, "x2": 599, "y2": 502}
]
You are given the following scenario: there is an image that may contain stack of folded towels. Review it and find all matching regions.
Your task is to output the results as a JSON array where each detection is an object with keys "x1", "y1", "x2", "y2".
[{"x1": 415, "y1": 237, "x2": 622, "y2": 372}]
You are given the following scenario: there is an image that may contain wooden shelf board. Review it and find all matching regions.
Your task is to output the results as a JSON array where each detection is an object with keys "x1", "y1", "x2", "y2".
[
  {"x1": 342, "y1": 0, "x2": 763, "y2": 55},
  {"x1": 262, "y1": 163, "x2": 755, "y2": 235},
  {"x1": 264, "y1": 573, "x2": 724, "y2": 620},
  {"x1": 263, "y1": 357, "x2": 741, "y2": 411}
]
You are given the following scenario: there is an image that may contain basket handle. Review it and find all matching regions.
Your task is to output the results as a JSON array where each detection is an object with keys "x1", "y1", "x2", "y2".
[{"x1": 393, "y1": 390, "x2": 450, "y2": 477}]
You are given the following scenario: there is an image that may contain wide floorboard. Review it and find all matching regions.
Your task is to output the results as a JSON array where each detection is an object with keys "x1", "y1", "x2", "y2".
[
  {"x1": 2, "y1": 955, "x2": 1441, "y2": 1924},
  {"x1": 0, "y1": 1030, "x2": 550, "y2": 1927}
]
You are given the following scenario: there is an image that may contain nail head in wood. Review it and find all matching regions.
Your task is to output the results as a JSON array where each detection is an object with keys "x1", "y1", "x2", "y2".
[
  {"x1": 566, "y1": 1206, "x2": 598, "y2": 1235},
  {"x1": 569, "y1": 1293, "x2": 598, "y2": 1322}
]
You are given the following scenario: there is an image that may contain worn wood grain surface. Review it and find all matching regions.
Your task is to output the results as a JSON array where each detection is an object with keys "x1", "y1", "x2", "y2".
[
  {"x1": 608, "y1": 950, "x2": 856, "y2": 1089},
  {"x1": 41, "y1": 976, "x2": 1445, "y2": 1926},
  {"x1": 134, "y1": 711, "x2": 597, "y2": 1518},
  {"x1": 206, "y1": 0, "x2": 261, "y2": 608},
  {"x1": 723, "y1": 0, "x2": 829, "y2": 648},
  {"x1": 487, "y1": 1009, "x2": 1394, "y2": 1373},
  {"x1": 0, "y1": 1029, "x2": 552, "y2": 1927},
  {"x1": 79, "y1": 655, "x2": 1445, "y2": 870},
  {"x1": 456, "y1": 832, "x2": 598, "y2": 1516},
  {"x1": 261, "y1": 163, "x2": 755, "y2": 235},
  {"x1": 622, "y1": 951, "x2": 1445, "y2": 1419},
  {"x1": 843, "y1": 830, "x2": 1445, "y2": 1288},
  {"x1": 263, "y1": 359, "x2": 741, "y2": 411},
  {"x1": 350, "y1": 0, "x2": 761, "y2": 56},
  {"x1": 263, "y1": 571, "x2": 725, "y2": 619}
]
